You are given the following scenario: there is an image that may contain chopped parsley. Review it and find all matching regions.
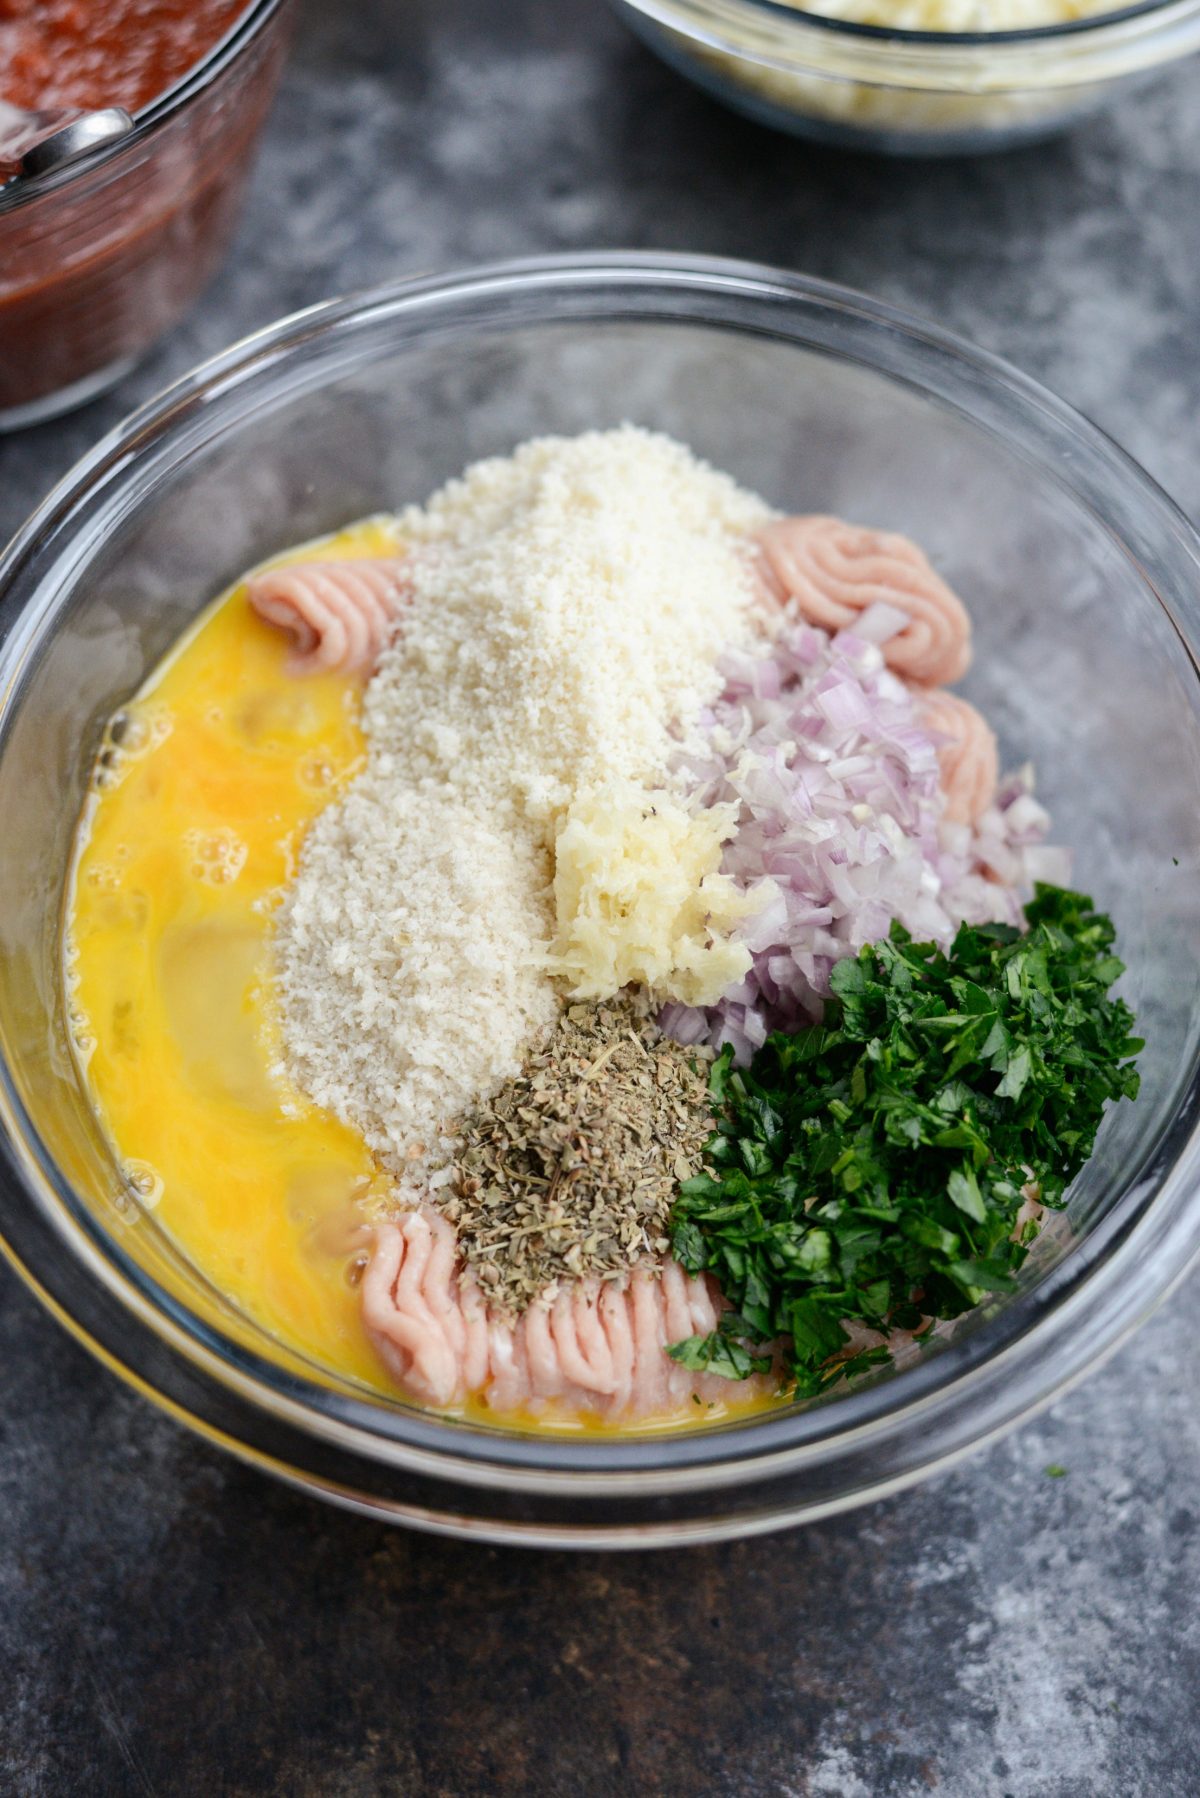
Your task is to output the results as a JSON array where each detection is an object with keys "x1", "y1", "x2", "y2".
[{"x1": 668, "y1": 885, "x2": 1142, "y2": 1397}]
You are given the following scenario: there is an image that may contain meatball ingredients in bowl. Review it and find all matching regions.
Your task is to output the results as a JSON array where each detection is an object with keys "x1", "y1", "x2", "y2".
[
  {"x1": 65, "y1": 429, "x2": 1140, "y2": 1430},
  {"x1": 1, "y1": 255, "x2": 1198, "y2": 1543}
]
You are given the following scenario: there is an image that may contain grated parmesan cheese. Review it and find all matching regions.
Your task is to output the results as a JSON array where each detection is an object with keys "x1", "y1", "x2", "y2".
[
  {"x1": 371, "y1": 426, "x2": 771, "y2": 819},
  {"x1": 274, "y1": 428, "x2": 770, "y2": 1163}
]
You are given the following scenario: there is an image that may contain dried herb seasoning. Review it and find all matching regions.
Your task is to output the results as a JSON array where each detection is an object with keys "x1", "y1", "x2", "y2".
[{"x1": 441, "y1": 998, "x2": 714, "y2": 1316}]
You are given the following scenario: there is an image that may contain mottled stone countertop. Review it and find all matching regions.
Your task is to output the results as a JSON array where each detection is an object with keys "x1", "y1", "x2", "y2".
[{"x1": 2, "y1": 3, "x2": 1199, "y2": 1793}]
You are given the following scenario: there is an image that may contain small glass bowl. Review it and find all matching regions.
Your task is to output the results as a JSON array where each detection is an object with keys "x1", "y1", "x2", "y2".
[
  {"x1": 0, "y1": 0, "x2": 293, "y2": 431},
  {"x1": 2, "y1": 254, "x2": 1200, "y2": 1547},
  {"x1": 609, "y1": 0, "x2": 1200, "y2": 153}
]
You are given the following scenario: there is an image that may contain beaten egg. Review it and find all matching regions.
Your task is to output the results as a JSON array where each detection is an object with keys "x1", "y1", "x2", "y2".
[
  {"x1": 67, "y1": 522, "x2": 395, "y2": 1390},
  {"x1": 66, "y1": 515, "x2": 777, "y2": 1432}
]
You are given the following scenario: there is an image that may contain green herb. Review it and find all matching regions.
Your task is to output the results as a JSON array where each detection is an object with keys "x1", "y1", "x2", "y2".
[
  {"x1": 1045, "y1": 1463, "x2": 1068, "y2": 1478},
  {"x1": 668, "y1": 885, "x2": 1142, "y2": 1397}
]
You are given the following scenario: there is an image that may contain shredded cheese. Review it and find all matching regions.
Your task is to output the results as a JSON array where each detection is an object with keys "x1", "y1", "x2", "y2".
[{"x1": 790, "y1": 0, "x2": 1123, "y2": 26}]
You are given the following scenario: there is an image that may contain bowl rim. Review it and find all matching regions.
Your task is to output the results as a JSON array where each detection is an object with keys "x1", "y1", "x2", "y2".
[
  {"x1": 3, "y1": 251, "x2": 1200, "y2": 1529},
  {"x1": 616, "y1": 0, "x2": 1199, "y2": 49},
  {"x1": 0, "y1": 0, "x2": 288, "y2": 221}
]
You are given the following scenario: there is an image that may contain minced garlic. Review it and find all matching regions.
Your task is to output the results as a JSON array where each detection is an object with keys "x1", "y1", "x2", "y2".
[{"x1": 545, "y1": 778, "x2": 769, "y2": 1007}]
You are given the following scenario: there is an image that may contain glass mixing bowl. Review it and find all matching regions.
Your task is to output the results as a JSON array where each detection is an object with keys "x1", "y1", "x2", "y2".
[
  {"x1": 609, "y1": 0, "x2": 1200, "y2": 154},
  {"x1": 0, "y1": 0, "x2": 293, "y2": 431},
  {"x1": 2, "y1": 253, "x2": 1199, "y2": 1547}
]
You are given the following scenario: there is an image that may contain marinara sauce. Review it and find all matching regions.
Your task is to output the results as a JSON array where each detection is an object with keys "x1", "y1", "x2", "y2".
[
  {"x1": 0, "y1": 0, "x2": 249, "y2": 114},
  {"x1": 0, "y1": 0, "x2": 289, "y2": 427}
]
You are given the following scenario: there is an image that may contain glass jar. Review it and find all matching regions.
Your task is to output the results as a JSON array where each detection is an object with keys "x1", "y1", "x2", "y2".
[
  {"x1": 609, "y1": 0, "x2": 1200, "y2": 153},
  {"x1": 0, "y1": 0, "x2": 293, "y2": 430}
]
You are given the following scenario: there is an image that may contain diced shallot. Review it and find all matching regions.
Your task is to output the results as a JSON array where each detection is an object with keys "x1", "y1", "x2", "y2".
[{"x1": 664, "y1": 623, "x2": 1065, "y2": 1058}]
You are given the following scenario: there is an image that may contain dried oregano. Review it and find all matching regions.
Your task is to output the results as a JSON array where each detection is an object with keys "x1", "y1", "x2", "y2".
[{"x1": 439, "y1": 998, "x2": 714, "y2": 1317}]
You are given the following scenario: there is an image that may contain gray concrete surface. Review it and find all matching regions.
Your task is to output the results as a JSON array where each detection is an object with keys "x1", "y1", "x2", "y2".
[{"x1": 2, "y1": 2, "x2": 1199, "y2": 1792}]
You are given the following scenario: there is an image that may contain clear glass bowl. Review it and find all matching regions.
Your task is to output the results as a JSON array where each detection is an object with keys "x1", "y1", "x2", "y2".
[
  {"x1": 2, "y1": 253, "x2": 1199, "y2": 1547},
  {"x1": 609, "y1": 0, "x2": 1200, "y2": 153},
  {"x1": 0, "y1": 0, "x2": 293, "y2": 431}
]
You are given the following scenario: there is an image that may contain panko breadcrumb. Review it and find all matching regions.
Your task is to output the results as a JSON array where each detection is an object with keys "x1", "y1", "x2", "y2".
[{"x1": 273, "y1": 428, "x2": 769, "y2": 1165}]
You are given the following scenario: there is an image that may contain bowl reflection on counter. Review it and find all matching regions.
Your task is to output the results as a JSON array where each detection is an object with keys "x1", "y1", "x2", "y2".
[
  {"x1": 608, "y1": 0, "x2": 1200, "y2": 154},
  {"x1": 2, "y1": 255, "x2": 1200, "y2": 1546},
  {"x1": 0, "y1": 0, "x2": 293, "y2": 432}
]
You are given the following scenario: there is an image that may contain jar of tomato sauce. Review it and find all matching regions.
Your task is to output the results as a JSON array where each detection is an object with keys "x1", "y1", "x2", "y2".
[{"x1": 0, "y1": 0, "x2": 293, "y2": 429}]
